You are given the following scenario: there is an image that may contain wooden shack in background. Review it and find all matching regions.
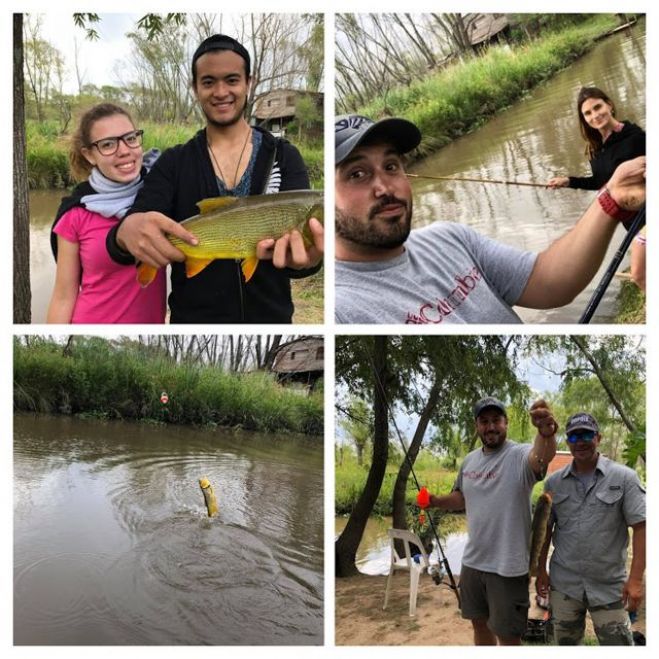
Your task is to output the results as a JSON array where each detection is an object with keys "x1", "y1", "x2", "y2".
[
  {"x1": 270, "y1": 337, "x2": 324, "y2": 391},
  {"x1": 465, "y1": 13, "x2": 511, "y2": 51},
  {"x1": 252, "y1": 89, "x2": 323, "y2": 138}
]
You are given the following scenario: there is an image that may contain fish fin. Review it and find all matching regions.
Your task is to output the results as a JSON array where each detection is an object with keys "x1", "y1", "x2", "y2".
[
  {"x1": 185, "y1": 257, "x2": 214, "y2": 278},
  {"x1": 241, "y1": 256, "x2": 259, "y2": 282},
  {"x1": 196, "y1": 196, "x2": 239, "y2": 214},
  {"x1": 136, "y1": 263, "x2": 158, "y2": 287}
]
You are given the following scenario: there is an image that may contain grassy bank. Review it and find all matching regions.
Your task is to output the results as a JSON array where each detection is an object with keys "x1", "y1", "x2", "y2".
[
  {"x1": 292, "y1": 268, "x2": 324, "y2": 324},
  {"x1": 615, "y1": 279, "x2": 645, "y2": 323},
  {"x1": 358, "y1": 15, "x2": 623, "y2": 155},
  {"x1": 26, "y1": 119, "x2": 323, "y2": 190},
  {"x1": 335, "y1": 451, "x2": 458, "y2": 516},
  {"x1": 14, "y1": 338, "x2": 323, "y2": 435}
]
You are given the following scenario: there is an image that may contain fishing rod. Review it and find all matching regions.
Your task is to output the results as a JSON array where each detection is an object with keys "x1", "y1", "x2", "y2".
[
  {"x1": 579, "y1": 204, "x2": 645, "y2": 324},
  {"x1": 365, "y1": 344, "x2": 462, "y2": 609},
  {"x1": 407, "y1": 172, "x2": 549, "y2": 188}
]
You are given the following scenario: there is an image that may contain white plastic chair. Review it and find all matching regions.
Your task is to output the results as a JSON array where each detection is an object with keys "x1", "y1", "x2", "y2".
[{"x1": 382, "y1": 528, "x2": 430, "y2": 616}]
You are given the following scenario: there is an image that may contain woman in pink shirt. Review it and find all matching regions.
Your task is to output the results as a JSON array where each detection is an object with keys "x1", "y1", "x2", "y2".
[{"x1": 47, "y1": 103, "x2": 166, "y2": 323}]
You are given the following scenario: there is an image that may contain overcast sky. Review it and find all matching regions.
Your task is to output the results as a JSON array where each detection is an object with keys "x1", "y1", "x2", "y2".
[{"x1": 36, "y1": 13, "x2": 139, "y2": 93}]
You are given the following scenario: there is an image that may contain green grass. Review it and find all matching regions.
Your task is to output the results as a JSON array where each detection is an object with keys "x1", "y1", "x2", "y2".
[
  {"x1": 335, "y1": 449, "x2": 458, "y2": 516},
  {"x1": 615, "y1": 279, "x2": 645, "y2": 324},
  {"x1": 14, "y1": 337, "x2": 323, "y2": 435},
  {"x1": 26, "y1": 119, "x2": 324, "y2": 190},
  {"x1": 354, "y1": 15, "x2": 622, "y2": 155}
]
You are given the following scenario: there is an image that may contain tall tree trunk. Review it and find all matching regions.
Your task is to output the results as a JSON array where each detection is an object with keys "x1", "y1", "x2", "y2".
[
  {"x1": 13, "y1": 13, "x2": 31, "y2": 323},
  {"x1": 335, "y1": 336, "x2": 389, "y2": 577},
  {"x1": 392, "y1": 380, "x2": 441, "y2": 540},
  {"x1": 570, "y1": 336, "x2": 637, "y2": 433}
]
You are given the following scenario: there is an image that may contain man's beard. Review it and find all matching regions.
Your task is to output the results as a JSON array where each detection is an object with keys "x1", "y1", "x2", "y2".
[
  {"x1": 336, "y1": 195, "x2": 413, "y2": 250},
  {"x1": 479, "y1": 430, "x2": 507, "y2": 450}
]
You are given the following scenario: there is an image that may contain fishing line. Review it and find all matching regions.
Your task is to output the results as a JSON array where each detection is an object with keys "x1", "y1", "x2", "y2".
[{"x1": 363, "y1": 341, "x2": 461, "y2": 608}]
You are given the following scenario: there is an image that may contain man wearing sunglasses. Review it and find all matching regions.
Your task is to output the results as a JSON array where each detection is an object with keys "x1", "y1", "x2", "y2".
[
  {"x1": 535, "y1": 412, "x2": 646, "y2": 645},
  {"x1": 106, "y1": 34, "x2": 323, "y2": 323}
]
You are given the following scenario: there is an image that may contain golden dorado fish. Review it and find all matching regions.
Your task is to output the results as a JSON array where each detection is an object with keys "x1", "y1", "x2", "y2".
[
  {"x1": 199, "y1": 477, "x2": 219, "y2": 517},
  {"x1": 529, "y1": 491, "x2": 553, "y2": 577},
  {"x1": 137, "y1": 190, "x2": 323, "y2": 286}
]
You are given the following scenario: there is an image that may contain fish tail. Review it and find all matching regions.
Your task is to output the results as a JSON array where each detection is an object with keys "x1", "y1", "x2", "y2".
[{"x1": 136, "y1": 263, "x2": 159, "y2": 287}]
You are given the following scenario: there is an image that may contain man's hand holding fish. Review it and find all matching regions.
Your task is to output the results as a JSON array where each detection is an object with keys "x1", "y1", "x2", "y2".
[{"x1": 256, "y1": 216, "x2": 324, "y2": 270}]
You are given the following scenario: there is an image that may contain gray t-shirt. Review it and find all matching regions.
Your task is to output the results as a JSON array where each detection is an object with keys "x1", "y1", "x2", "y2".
[
  {"x1": 544, "y1": 455, "x2": 646, "y2": 606},
  {"x1": 335, "y1": 222, "x2": 536, "y2": 324},
  {"x1": 455, "y1": 440, "x2": 538, "y2": 577}
]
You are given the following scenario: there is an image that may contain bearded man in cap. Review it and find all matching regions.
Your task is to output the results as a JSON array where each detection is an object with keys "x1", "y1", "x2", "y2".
[
  {"x1": 422, "y1": 397, "x2": 557, "y2": 645},
  {"x1": 334, "y1": 114, "x2": 645, "y2": 324},
  {"x1": 107, "y1": 34, "x2": 323, "y2": 323},
  {"x1": 535, "y1": 412, "x2": 646, "y2": 645}
]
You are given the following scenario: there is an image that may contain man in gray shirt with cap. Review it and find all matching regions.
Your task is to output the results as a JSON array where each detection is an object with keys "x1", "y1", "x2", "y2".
[
  {"x1": 422, "y1": 397, "x2": 558, "y2": 645},
  {"x1": 535, "y1": 412, "x2": 645, "y2": 645},
  {"x1": 334, "y1": 114, "x2": 646, "y2": 324}
]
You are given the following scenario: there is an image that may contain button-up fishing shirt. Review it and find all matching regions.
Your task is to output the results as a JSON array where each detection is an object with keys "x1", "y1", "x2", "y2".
[{"x1": 544, "y1": 455, "x2": 645, "y2": 606}]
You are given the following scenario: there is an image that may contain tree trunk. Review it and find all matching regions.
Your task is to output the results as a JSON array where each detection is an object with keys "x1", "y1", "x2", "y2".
[
  {"x1": 14, "y1": 13, "x2": 31, "y2": 323},
  {"x1": 335, "y1": 336, "x2": 389, "y2": 577},
  {"x1": 570, "y1": 336, "x2": 637, "y2": 433},
  {"x1": 392, "y1": 380, "x2": 441, "y2": 547}
]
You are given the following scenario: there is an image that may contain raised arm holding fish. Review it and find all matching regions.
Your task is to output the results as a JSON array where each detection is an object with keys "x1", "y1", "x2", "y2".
[{"x1": 420, "y1": 397, "x2": 556, "y2": 646}]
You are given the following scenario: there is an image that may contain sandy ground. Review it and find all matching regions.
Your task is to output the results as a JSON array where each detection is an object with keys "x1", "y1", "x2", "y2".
[{"x1": 335, "y1": 573, "x2": 646, "y2": 646}]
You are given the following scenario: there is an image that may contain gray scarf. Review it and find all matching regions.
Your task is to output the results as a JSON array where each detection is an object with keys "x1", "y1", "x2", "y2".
[{"x1": 81, "y1": 148, "x2": 160, "y2": 219}]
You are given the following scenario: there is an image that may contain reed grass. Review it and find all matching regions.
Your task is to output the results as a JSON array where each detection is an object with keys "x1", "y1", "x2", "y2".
[
  {"x1": 26, "y1": 119, "x2": 324, "y2": 190},
  {"x1": 357, "y1": 15, "x2": 621, "y2": 156},
  {"x1": 14, "y1": 338, "x2": 323, "y2": 435}
]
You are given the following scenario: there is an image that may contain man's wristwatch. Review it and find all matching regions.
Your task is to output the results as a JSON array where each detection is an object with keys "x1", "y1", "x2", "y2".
[{"x1": 597, "y1": 186, "x2": 636, "y2": 224}]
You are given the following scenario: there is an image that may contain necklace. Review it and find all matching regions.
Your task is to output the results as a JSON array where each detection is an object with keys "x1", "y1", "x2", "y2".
[{"x1": 207, "y1": 127, "x2": 252, "y2": 190}]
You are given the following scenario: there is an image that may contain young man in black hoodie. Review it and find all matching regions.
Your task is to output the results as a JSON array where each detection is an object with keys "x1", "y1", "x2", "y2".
[{"x1": 107, "y1": 34, "x2": 323, "y2": 323}]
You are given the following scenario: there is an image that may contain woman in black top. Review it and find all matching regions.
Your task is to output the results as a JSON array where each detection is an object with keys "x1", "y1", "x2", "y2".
[{"x1": 547, "y1": 86, "x2": 645, "y2": 190}]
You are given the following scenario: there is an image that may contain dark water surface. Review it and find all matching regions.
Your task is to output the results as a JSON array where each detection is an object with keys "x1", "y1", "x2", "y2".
[
  {"x1": 410, "y1": 22, "x2": 645, "y2": 323},
  {"x1": 14, "y1": 414, "x2": 323, "y2": 645}
]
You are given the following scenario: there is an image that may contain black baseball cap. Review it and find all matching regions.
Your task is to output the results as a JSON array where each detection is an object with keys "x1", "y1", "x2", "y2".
[
  {"x1": 192, "y1": 34, "x2": 251, "y2": 80},
  {"x1": 565, "y1": 412, "x2": 599, "y2": 434},
  {"x1": 473, "y1": 397, "x2": 507, "y2": 419},
  {"x1": 335, "y1": 114, "x2": 421, "y2": 165}
]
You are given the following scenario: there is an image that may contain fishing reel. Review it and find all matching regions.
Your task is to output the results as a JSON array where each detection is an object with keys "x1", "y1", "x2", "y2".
[
  {"x1": 429, "y1": 565, "x2": 443, "y2": 585},
  {"x1": 427, "y1": 561, "x2": 447, "y2": 586}
]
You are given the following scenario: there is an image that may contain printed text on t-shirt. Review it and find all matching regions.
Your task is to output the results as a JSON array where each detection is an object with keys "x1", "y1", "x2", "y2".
[{"x1": 405, "y1": 266, "x2": 483, "y2": 324}]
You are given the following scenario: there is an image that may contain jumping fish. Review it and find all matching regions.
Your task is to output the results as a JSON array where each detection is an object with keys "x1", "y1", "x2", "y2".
[
  {"x1": 137, "y1": 190, "x2": 323, "y2": 286},
  {"x1": 529, "y1": 491, "x2": 553, "y2": 577},
  {"x1": 199, "y1": 477, "x2": 219, "y2": 517}
]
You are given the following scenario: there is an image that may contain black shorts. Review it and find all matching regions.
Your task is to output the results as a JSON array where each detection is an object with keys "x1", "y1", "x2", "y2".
[{"x1": 459, "y1": 564, "x2": 529, "y2": 639}]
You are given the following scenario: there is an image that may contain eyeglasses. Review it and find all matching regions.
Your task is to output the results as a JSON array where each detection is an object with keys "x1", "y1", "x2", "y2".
[
  {"x1": 88, "y1": 129, "x2": 144, "y2": 156},
  {"x1": 566, "y1": 430, "x2": 596, "y2": 444}
]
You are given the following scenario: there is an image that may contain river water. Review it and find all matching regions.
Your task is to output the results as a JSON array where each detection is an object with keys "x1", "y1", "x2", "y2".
[
  {"x1": 410, "y1": 21, "x2": 645, "y2": 323},
  {"x1": 335, "y1": 516, "x2": 467, "y2": 576},
  {"x1": 14, "y1": 414, "x2": 323, "y2": 645}
]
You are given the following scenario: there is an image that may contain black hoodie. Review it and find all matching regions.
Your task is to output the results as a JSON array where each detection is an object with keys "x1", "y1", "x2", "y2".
[
  {"x1": 107, "y1": 126, "x2": 319, "y2": 324},
  {"x1": 568, "y1": 121, "x2": 645, "y2": 191}
]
